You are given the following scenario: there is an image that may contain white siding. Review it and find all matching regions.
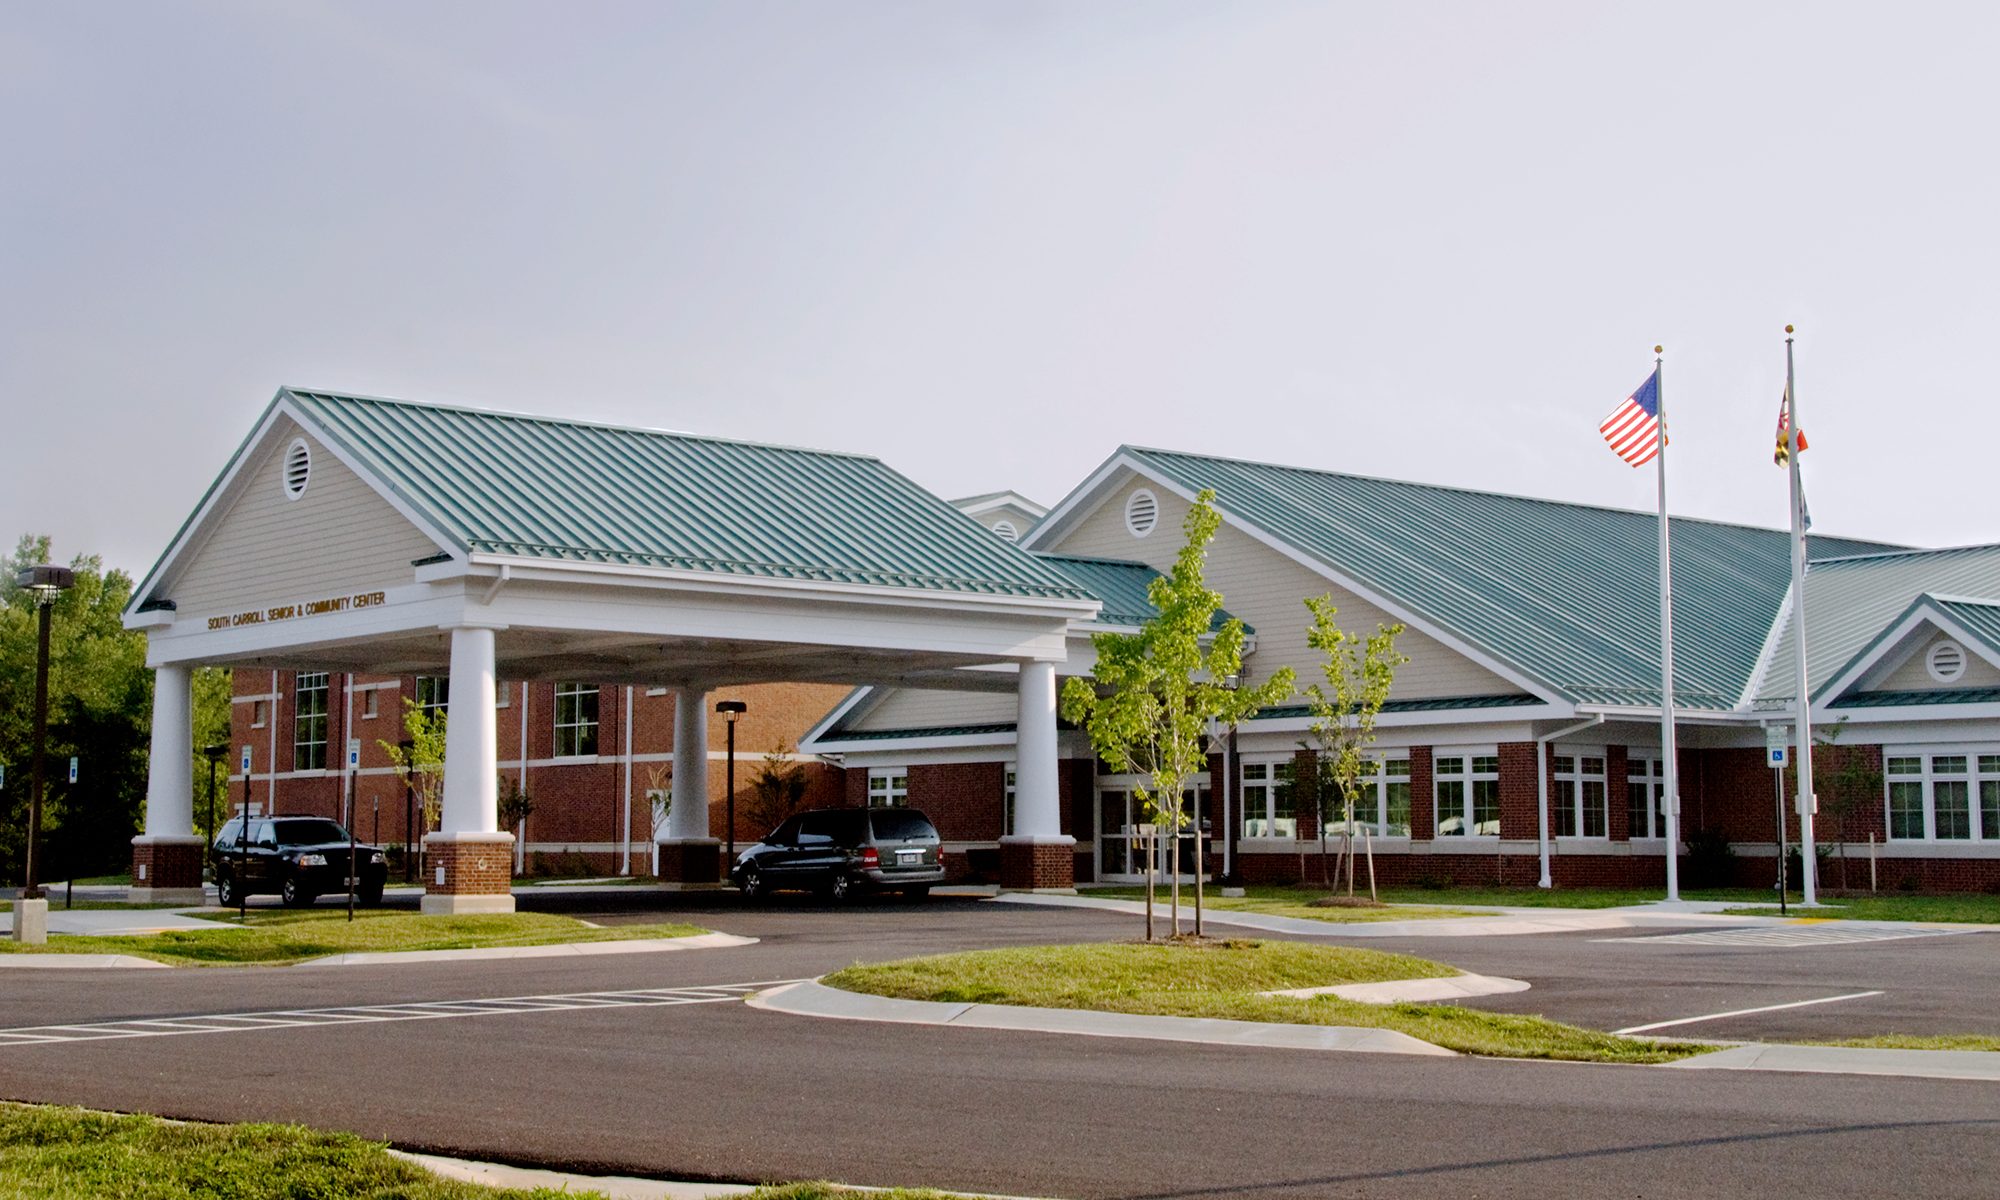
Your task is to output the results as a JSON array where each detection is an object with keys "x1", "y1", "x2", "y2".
[
  {"x1": 1048, "y1": 476, "x2": 1520, "y2": 701},
  {"x1": 166, "y1": 421, "x2": 443, "y2": 617},
  {"x1": 1877, "y1": 631, "x2": 2000, "y2": 692},
  {"x1": 848, "y1": 687, "x2": 1017, "y2": 732}
]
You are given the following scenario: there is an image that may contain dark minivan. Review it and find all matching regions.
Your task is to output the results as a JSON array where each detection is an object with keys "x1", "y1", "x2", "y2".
[
  {"x1": 213, "y1": 816, "x2": 389, "y2": 907},
  {"x1": 731, "y1": 808, "x2": 946, "y2": 901}
]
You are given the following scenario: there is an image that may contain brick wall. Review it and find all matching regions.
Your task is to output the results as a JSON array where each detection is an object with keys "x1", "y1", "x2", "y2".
[
  {"x1": 1498, "y1": 741, "x2": 1538, "y2": 840},
  {"x1": 1606, "y1": 744, "x2": 1630, "y2": 841},
  {"x1": 426, "y1": 836, "x2": 513, "y2": 895},
  {"x1": 908, "y1": 762, "x2": 1005, "y2": 842},
  {"x1": 1408, "y1": 747, "x2": 1434, "y2": 839}
]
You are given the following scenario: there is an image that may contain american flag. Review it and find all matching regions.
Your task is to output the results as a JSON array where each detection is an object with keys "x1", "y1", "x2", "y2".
[{"x1": 1599, "y1": 369, "x2": 1662, "y2": 467}]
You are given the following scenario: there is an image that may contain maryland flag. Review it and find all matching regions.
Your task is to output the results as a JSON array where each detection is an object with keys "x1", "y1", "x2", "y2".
[{"x1": 1774, "y1": 382, "x2": 1808, "y2": 467}]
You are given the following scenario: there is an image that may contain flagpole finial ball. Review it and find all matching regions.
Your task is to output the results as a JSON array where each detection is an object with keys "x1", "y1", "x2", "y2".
[
  {"x1": 1654, "y1": 345, "x2": 1663, "y2": 355},
  {"x1": 1785, "y1": 324, "x2": 1795, "y2": 334}
]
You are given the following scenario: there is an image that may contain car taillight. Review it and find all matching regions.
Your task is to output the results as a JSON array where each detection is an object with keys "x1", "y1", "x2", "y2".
[{"x1": 858, "y1": 847, "x2": 880, "y2": 870}]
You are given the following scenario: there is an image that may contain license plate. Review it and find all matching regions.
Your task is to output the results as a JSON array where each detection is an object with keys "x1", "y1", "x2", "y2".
[
  {"x1": 896, "y1": 849, "x2": 923, "y2": 864},
  {"x1": 344, "y1": 877, "x2": 359, "y2": 888}
]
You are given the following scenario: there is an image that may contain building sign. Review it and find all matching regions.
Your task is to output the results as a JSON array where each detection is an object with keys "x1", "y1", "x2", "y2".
[{"x1": 207, "y1": 590, "x2": 386, "y2": 631}]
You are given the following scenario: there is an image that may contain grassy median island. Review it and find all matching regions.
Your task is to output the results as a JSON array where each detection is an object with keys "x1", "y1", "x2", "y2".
[
  {"x1": 1089, "y1": 885, "x2": 1481, "y2": 922},
  {"x1": 1720, "y1": 893, "x2": 2000, "y2": 923},
  {"x1": 825, "y1": 940, "x2": 1713, "y2": 1064},
  {"x1": 1809, "y1": 1034, "x2": 2000, "y2": 1052},
  {"x1": 0, "y1": 1104, "x2": 978, "y2": 1200},
  {"x1": 0, "y1": 909, "x2": 708, "y2": 966}
]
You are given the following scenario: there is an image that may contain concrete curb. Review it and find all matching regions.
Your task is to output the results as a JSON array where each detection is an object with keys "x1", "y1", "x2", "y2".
[
  {"x1": 0, "y1": 932, "x2": 755, "y2": 971},
  {"x1": 1664, "y1": 1042, "x2": 2000, "y2": 1082},
  {"x1": 1263, "y1": 972, "x2": 1531, "y2": 1004},
  {"x1": 747, "y1": 980, "x2": 1458, "y2": 1057},
  {"x1": 391, "y1": 1150, "x2": 752, "y2": 1198}
]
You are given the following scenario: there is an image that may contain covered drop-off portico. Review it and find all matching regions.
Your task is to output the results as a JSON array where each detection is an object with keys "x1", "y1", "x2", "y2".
[{"x1": 122, "y1": 389, "x2": 1099, "y2": 911}]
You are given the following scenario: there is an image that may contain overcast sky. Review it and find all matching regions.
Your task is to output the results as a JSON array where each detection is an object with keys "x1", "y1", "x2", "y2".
[{"x1": 4, "y1": 1, "x2": 1994, "y2": 578}]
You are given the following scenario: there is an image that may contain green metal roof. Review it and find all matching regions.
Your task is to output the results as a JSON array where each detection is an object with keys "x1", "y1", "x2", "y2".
[
  {"x1": 1256, "y1": 693, "x2": 1544, "y2": 720},
  {"x1": 1032, "y1": 554, "x2": 1248, "y2": 632},
  {"x1": 279, "y1": 390, "x2": 1095, "y2": 604},
  {"x1": 830, "y1": 722, "x2": 1019, "y2": 742},
  {"x1": 1117, "y1": 447, "x2": 1905, "y2": 711},
  {"x1": 1830, "y1": 687, "x2": 2000, "y2": 709}
]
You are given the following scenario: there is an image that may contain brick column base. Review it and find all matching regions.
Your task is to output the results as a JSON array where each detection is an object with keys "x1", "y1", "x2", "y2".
[
  {"x1": 421, "y1": 833, "x2": 517, "y2": 914},
  {"x1": 656, "y1": 839, "x2": 723, "y2": 887},
  {"x1": 130, "y1": 835, "x2": 207, "y2": 905},
  {"x1": 999, "y1": 837, "x2": 1076, "y2": 892}
]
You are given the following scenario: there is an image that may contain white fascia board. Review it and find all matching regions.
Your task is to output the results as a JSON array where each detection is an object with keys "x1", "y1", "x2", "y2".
[
  {"x1": 1238, "y1": 704, "x2": 1568, "y2": 739},
  {"x1": 1054, "y1": 454, "x2": 1569, "y2": 708},
  {"x1": 812, "y1": 731, "x2": 1020, "y2": 755},
  {"x1": 480, "y1": 577, "x2": 1071, "y2": 662},
  {"x1": 957, "y1": 492, "x2": 1049, "y2": 520},
  {"x1": 463, "y1": 554, "x2": 1101, "y2": 626},
  {"x1": 837, "y1": 744, "x2": 1026, "y2": 768},
  {"x1": 1019, "y1": 450, "x2": 1141, "y2": 552},
  {"x1": 140, "y1": 583, "x2": 462, "y2": 668},
  {"x1": 1575, "y1": 703, "x2": 1758, "y2": 727},
  {"x1": 1815, "y1": 702, "x2": 2000, "y2": 728},
  {"x1": 797, "y1": 686, "x2": 881, "y2": 752},
  {"x1": 126, "y1": 392, "x2": 460, "y2": 619},
  {"x1": 1820, "y1": 602, "x2": 2000, "y2": 703}
]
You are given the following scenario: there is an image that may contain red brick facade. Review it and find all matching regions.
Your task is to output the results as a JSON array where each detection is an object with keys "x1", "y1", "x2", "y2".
[
  {"x1": 424, "y1": 834, "x2": 514, "y2": 896},
  {"x1": 132, "y1": 839, "x2": 204, "y2": 891},
  {"x1": 1000, "y1": 840, "x2": 1075, "y2": 890}
]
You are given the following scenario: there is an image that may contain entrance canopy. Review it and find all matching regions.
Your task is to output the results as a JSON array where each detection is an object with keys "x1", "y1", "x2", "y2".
[
  {"x1": 125, "y1": 389, "x2": 1098, "y2": 684},
  {"x1": 122, "y1": 388, "x2": 1098, "y2": 907}
]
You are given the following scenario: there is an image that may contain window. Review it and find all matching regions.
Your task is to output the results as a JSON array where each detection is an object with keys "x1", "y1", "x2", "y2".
[
  {"x1": 415, "y1": 676, "x2": 450, "y2": 720},
  {"x1": 496, "y1": 681, "x2": 511, "y2": 709},
  {"x1": 1240, "y1": 759, "x2": 1296, "y2": 838},
  {"x1": 1434, "y1": 752, "x2": 1500, "y2": 837},
  {"x1": 294, "y1": 672, "x2": 329, "y2": 771},
  {"x1": 1886, "y1": 751, "x2": 2000, "y2": 841},
  {"x1": 868, "y1": 769, "x2": 909, "y2": 807},
  {"x1": 361, "y1": 689, "x2": 378, "y2": 720},
  {"x1": 554, "y1": 684, "x2": 599, "y2": 757},
  {"x1": 251, "y1": 700, "x2": 268, "y2": 729},
  {"x1": 1554, "y1": 752, "x2": 1609, "y2": 838},
  {"x1": 1003, "y1": 765, "x2": 1017, "y2": 835},
  {"x1": 1627, "y1": 755, "x2": 1665, "y2": 839},
  {"x1": 1328, "y1": 758, "x2": 1411, "y2": 836}
]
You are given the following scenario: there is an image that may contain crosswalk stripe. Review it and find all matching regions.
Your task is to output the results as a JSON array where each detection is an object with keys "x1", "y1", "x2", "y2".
[{"x1": 0, "y1": 979, "x2": 810, "y2": 1048}]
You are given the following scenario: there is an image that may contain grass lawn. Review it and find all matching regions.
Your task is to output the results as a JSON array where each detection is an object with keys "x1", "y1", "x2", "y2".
[
  {"x1": 0, "y1": 909, "x2": 708, "y2": 966},
  {"x1": 1809, "y1": 1034, "x2": 2000, "y2": 1052},
  {"x1": 1088, "y1": 885, "x2": 1481, "y2": 922},
  {"x1": 0, "y1": 1104, "x2": 976, "y2": 1200},
  {"x1": 1720, "y1": 893, "x2": 2000, "y2": 923},
  {"x1": 826, "y1": 940, "x2": 1711, "y2": 1064}
]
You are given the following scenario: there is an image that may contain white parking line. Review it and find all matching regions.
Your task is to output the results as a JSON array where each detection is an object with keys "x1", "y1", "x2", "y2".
[
  {"x1": 0, "y1": 979, "x2": 812, "y2": 1048},
  {"x1": 1614, "y1": 990, "x2": 1885, "y2": 1035}
]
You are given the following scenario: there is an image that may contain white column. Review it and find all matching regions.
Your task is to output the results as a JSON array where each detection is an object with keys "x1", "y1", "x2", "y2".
[
  {"x1": 667, "y1": 685, "x2": 712, "y2": 841},
  {"x1": 144, "y1": 664, "x2": 194, "y2": 837},
  {"x1": 130, "y1": 663, "x2": 204, "y2": 904},
  {"x1": 1007, "y1": 661, "x2": 1066, "y2": 840},
  {"x1": 438, "y1": 627, "x2": 500, "y2": 834}
]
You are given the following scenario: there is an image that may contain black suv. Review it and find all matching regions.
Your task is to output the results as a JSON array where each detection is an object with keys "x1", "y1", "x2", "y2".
[
  {"x1": 213, "y1": 816, "x2": 389, "y2": 907},
  {"x1": 731, "y1": 808, "x2": 946, "y2": 901}
]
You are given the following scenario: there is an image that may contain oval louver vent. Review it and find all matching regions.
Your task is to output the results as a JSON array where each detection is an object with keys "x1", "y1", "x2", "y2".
[
  {"x1": 1124, "y1": 488, "x2": 1159, "y2": 538},
  {"x1": 1927, "y1": 640, "x2": 1967, "y2": 684},
  {"x1": 992, "y1": 519, "x2": 1019, "y2": 542},
  {"x1": 282, "y1": 439, "x2": 312, "y2": 500}
]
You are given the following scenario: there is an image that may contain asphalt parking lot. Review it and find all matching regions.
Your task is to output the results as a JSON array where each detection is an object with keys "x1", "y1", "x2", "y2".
[{"x1": 1, "y1": 892, "x2": 1996, "y2": 1200}]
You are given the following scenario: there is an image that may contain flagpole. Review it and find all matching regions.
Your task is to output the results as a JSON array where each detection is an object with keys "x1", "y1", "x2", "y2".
[
  {"x1": 1656, "y1": 345, "x2": 1681, "y2": 902},
  {"x1": 1787, "y1": 326, "x2": 1819, "y2": 906}
]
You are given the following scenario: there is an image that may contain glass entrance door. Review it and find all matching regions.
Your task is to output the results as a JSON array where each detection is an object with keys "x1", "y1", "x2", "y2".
[{"x1": 1096, "y1": 777, "x2": 1210, "y2": 883}]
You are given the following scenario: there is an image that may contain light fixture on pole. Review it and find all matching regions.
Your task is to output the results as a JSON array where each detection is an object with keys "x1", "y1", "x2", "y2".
[
  {"x1": 16, "y1": 564, "x2": 74, "y2": 925},
  {"x1": 202, "y1": 743, "x2": 227, "y2": 869},
  {"x1": 1222, "y1": 672, "x2": 1242, "y2": 889},
  {"x1": 716, "y1": 700, "x2": 747, "y2": 861}
]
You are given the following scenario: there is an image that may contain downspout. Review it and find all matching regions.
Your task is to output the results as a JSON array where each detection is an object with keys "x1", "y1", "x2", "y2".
[
  {"x1": 480, "y1": 563, "x2": 512, "y2": 607},
  {"x1": 268, "y1": 670, "x2": 280, "y2": 816},
  {"x1": 1537, "y1": 713, "x2": 1608, "y2": 888},
  {"x1": 621, "y1": 685, "x2": 634, "y2": 875},
  {"x1": 515, "y1": 680, "x2": 529, "y2": 875}
]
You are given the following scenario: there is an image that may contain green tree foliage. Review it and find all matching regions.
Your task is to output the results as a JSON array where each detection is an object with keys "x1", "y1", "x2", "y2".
[
  {"x1": 379, "y1": 699, "x2": 447, "y2": 834},
  {"x1": 1060, "y1": 490, "x2": 1294, "y2": 933},
  {"x1": 1300, "y1": 595, "x2": 1407, "y2": 893}
]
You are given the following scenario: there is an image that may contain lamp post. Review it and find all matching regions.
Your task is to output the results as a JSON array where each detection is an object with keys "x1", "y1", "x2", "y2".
[
  {"x1": 716, "y1": 700, "x2": 747, "y2": 861},
  {"x1": 1222, "y1": 672, "x2": 1242, "y2": 889},
  {"x1": 16, "y1": 566, "x2": 73, "y2": 914},
  {"x1": 202, "y1": 743, "x2": 227, "y2": 871}
]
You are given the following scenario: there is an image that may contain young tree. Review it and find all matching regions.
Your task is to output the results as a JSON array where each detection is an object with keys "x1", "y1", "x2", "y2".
[
  {"x1": 1809, "y1": 717, "x2": 1879, "y2": 892},
  {"x1": 1300, "y1": 595, "x2": 1407, "y2": 896},
  {"x1": 496, "y1": 774, "x2": 535, "y2": 876},
  {"x1": 745, "y1": 745, "x2": 811, "y2": 836},
  {"x1": 379, "y1": 699, "x2": 446, "y2": 871},
  {"x1": 1060, "y1": 490, "x2": 1294, "y2": 937}
]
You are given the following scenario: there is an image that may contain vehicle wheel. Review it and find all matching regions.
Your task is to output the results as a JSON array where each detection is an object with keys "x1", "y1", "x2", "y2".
[
  {"x1": 280, "y1": 877, "x2": 314, "y2": 908},
  {"x1": 739, "y1": 865, "x2": 765, "y2": 900},
  {"x1": 902, "y1": 885, "x2": 931, "y2": 901},
  {"x1": 216, "y1": 874, "x2": 237, "y2": 907},
  {"x1": 823, "y1": 873, "x2": 852, "y2": 903},
  {"x1": 359, "y1": 883, "x2": 384, "y2": 907}
]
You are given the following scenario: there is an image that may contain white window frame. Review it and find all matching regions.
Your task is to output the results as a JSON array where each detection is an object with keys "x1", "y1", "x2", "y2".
[
  {"x1": 360, "y1": 689, "x2": 378, "y2": 720},
  {"x1": 868, "y1": 768, "x2": 909, "y2": 808},
  {"x1": 1626, "y1": 752, "x2": 1665, "y2": 840},
  {"x1": 1002, "y1": 763, "x2": 1017, "y2": 835},
  {"x1": 1884, "y1": 747, "x2": 2000, "y2": 842},
  {"x1": 1325, "y1": 756, "x2": 1413, "y2": 838},
  {"x1": 1239, "y1": 756, "x2": 1297, "y2": 840},
  {"x1": 293, "y1": 672, "x2": 329, "y2": 772},
  {"x1": 1552, "y1": 748, "x2": 1609, "y2": 840},
  {"x1": 496, "y1": 680, "x2": 511, "y2": 709},
  {"x1": 251, "y1": 700, "x2": 268, "y2": 729},
  {"x1": 414, "y1": 675, "x2": 450, "y2": 721},
  {"x1": 1433, "y1": 748, "x2": 1500, "y2": 838},
  {"x1": 554, "y1": 683, "x2": 600, "y2": 759}
]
